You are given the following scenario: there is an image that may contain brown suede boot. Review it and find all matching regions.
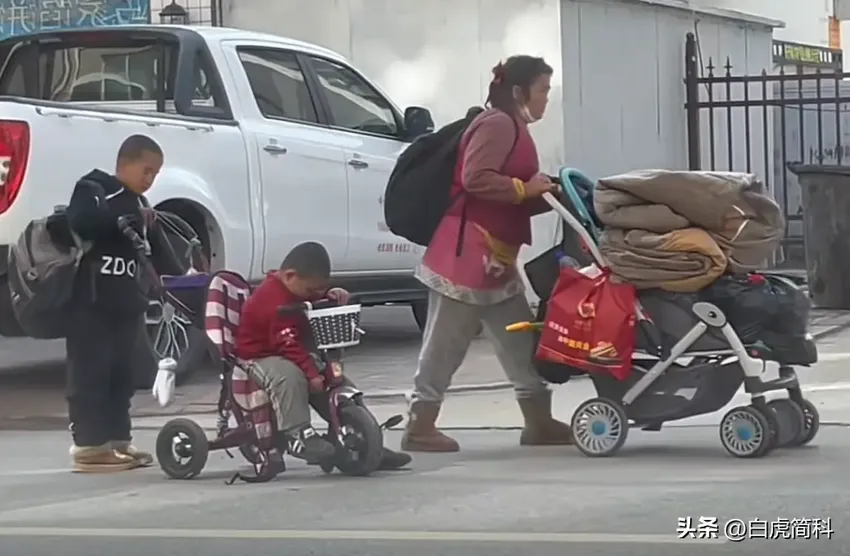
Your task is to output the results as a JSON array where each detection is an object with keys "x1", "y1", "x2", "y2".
[
  {"x1": 70, "y1": 444, "x2": 141, "y2": 473},
  {"x1": 400, "y1": 401, "x2": 460, "y2": 452},
  {"x1": 517, "y1": 392, "x2": 575, "y2": 446},
  {"x1": 112, "y1": 441, "x2": 154, "y2": 467}
]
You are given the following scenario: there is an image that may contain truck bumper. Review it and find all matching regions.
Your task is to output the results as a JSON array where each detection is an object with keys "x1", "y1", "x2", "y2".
[{"x1": 0, "y1": 244, "x2": 25, "y2": 337}]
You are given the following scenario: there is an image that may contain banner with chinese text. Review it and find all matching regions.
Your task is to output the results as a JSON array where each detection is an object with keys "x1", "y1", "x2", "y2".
[{"x1": 0, "y1": 0, "x2": 150, "y2": 38}]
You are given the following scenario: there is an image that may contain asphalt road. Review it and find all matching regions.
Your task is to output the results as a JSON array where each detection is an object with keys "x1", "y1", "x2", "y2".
[{"x1": 0, "y1": 427, "x2": 843, "y2": 556}]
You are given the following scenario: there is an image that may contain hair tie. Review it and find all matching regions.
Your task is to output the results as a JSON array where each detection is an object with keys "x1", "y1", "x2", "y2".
[{"x1": 491, "y1": 62, "x2": 506, "y2": 85}]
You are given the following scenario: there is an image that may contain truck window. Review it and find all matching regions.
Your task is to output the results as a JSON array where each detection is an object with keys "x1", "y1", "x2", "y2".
[
  {"x1": 238, "y1": 49, "x2": 318, "y2": 124},
  {"x1": 307, "y1": 56, "x2": 398, "y2": 137},
  {"x1": 0, "y1": 40, "x2": 217, "y2": 108}
]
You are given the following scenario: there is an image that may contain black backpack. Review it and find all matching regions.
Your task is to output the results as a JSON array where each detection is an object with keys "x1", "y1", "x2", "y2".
[
  {"x1": 383, "y1": 116, "x2": 470, "y2": 246},
  {"x1": 7, "y1": 208, "x2": 91, "y2": 339}
]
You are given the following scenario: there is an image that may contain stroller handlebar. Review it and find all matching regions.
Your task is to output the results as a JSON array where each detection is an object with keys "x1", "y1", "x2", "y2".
[{"x1": 541, "y1": 192, "x2": 606, "y2": 268}]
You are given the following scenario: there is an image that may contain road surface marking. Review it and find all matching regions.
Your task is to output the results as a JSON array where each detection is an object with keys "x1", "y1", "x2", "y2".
[
  {"x1": 0, "y1": 527, "x2": 724, "y2": 544},
  {"x1": 802, "y1": 382, "x2": 850, "y2": 393},
  {"x1": 811, "y1": 352, "x2": 850, "y2": 362},
  {"x1": 0, "y1": 467, "x2": 70, "y2": 478}
]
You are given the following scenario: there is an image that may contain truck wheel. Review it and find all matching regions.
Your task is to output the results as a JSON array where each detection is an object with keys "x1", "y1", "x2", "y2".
[
  {"x1": 143, "y1": 211, "x2": 212, "y2": 386},
  {"x1": 411, "y1": 301, "x2": 428, "y2": 333}
]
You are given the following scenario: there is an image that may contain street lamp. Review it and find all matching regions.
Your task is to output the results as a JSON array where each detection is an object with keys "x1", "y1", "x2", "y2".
[{"x1": 159, "y1": 0, "x2": 189, "y2": 24}]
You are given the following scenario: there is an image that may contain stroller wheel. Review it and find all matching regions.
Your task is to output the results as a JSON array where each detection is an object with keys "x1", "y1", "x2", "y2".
[
  {"x1": 789, "y1": 398, "x2": 820, "y2": 447},
  {"x1": 156, "y1": 418, "x2": 210, "y2": 479},
  {"x1": 719, "y1": 406, "x2": 773, "y2": 458},
  {"x1": 767, "y1": 399, "x2": 806, "y2": 448},
  {"x1": 570, "y1": 398, "x2": 629, "y2": 457}
]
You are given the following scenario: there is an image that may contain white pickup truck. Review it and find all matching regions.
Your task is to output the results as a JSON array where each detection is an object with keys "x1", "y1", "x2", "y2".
[{"x1": 0, "y1": 25, "x2": 438, "y2": 373}]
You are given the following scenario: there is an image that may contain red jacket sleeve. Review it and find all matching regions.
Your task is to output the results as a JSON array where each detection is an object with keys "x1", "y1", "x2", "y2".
[{"x1": 269, "y1": 314, "x2": 321, "y2": 380}]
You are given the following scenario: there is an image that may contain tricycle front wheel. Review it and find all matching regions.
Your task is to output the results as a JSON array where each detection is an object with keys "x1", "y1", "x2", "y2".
[{"x1": 334, "y1": 404, "x2": 383, "y2": 477}]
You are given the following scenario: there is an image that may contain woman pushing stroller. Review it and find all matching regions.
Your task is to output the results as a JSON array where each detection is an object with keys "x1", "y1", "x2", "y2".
[{"x1": 402, "y1": 55, "x2": 575, "y2": 452}]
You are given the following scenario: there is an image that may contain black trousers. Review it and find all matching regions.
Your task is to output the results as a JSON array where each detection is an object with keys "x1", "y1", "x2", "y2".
[{"x1": 65, "y1": 304, "x2": 141, "y2": 447}]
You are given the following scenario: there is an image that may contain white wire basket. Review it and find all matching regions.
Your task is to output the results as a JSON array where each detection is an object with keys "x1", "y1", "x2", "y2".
[{"x1": 306, "y1": 303, "x2": 364, "y2": 350}]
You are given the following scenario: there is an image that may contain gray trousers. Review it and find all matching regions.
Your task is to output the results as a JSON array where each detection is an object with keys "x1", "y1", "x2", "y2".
[
  {"x1": 412, "y1": 291, "x2": 549, "y2": 404},
  {"x1": 249, "y1": 356, "x2": 312, "y2": 436},
  {"x1": 249, "y1": 356, "x2": 356, "y2": 436}
]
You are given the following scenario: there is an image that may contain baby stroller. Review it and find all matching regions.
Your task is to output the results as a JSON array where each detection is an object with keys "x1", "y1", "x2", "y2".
[
  {"x1": 514, "y1": 169, "x2": 820, "y2": 459},
  {"x1": 154, "y1": 270, "x2": 401, "y2": 482}
]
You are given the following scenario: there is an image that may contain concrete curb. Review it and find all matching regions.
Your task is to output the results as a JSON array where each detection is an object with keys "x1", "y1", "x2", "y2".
[
  {"x1": 115, "y1": 315, "x2": 850, "y2": 422},
  {"x1": 131, "y1": 321, "x2": 849, "y2": 421},
  {"x1": 129, "y1": 380, "x2": 518, "y2": 420},
  {"x1": 811, "y1": 319, "x2": 850, "y2": 340}
]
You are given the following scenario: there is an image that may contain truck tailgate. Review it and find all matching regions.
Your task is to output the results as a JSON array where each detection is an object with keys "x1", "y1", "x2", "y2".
[{"x1": 0, "y1": 99, "x2": 248, "y2": 248}]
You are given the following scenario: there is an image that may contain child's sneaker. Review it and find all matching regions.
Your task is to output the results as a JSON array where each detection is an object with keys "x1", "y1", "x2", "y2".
[
  {"x1": 70, "y1": 444, "x2": 141, "y2": 473},
  {"x1": 112, "y1": 441, "x2": 154, "y2": 467},
  {"x1": 287, "y1": 427, "x2": 335, "y2": 463}
]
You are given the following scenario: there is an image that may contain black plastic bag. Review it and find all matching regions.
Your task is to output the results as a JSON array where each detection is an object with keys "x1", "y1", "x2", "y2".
[{"x1": 699, "y1": 274, "x2": 810, "y2": 343}]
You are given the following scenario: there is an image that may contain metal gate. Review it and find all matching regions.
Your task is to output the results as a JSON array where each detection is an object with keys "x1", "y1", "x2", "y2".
[{"x1": 684, "y1": 32, "x2": 850, "y2": 267}]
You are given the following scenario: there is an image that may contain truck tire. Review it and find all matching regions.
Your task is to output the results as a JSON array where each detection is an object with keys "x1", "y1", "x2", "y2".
[
  {"x1": 142, "y1": 211, "x2": 212, "y2": 386},
  {"x1": 411, "y1": 301, "x2": 428, "y2": 333}
]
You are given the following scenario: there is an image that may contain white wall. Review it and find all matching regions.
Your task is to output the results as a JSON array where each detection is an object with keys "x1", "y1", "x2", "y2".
[
  {"x1": 560, "y1": 0, "x2": 776, "y2": 181},
  {"x1": 692, "y1": 0, "x2": 830, "y2": 46},
  {"x1": 223, "y1": 0, "x2": 566, "y2": 173}
]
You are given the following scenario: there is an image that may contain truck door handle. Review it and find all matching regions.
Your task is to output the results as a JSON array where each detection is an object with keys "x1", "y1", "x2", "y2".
[
  {"x1": 347, "y1": 159, "x2": 369, "y2": 169},
  {"x1": 263, "y1": 144, "x2": 288, "y2": 155}
]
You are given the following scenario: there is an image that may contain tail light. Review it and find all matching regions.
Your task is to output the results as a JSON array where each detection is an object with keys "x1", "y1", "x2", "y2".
[{"x1": 0, "y1": 120, "x2": 30, "y2": 215}]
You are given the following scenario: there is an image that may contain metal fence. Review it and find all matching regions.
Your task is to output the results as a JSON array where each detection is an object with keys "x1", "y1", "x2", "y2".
[{"x1": 684, "y1": 32, "x2": 850, "y2": 267}]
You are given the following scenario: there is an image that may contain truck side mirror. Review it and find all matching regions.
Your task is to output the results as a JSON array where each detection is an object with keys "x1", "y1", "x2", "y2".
[{"x1": 403, "y1": 106, "x2": 434, "y2": 139}]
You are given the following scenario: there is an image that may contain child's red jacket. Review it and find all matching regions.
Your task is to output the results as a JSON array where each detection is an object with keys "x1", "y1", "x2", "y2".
[{"x1": 234, "y1": 273, "x2": 321, "y2": 380}]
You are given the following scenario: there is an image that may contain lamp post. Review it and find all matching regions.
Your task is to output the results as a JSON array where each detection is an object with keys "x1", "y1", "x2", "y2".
[{"x1": 159, "y1": 0, "x2": 189, "y2": 24}]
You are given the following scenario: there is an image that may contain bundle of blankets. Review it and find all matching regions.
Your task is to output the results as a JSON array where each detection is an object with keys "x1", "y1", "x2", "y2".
[{"x1": 593, "y1": 169, "x2": 785, "y2": 292}]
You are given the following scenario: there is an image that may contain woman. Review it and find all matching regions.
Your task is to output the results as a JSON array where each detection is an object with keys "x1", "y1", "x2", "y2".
[{"x1": 402, "y1": 55, "x2": 574, "y2": 452}]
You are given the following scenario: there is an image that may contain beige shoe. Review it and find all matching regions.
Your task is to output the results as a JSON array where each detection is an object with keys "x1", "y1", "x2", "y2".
[
  {"x1": 400, "y1": 401, "x2": 460, "y2": 453},
  {"x1": 70, "y1": 444, "x2": 141, "y2": 473},
  {"x1": 517, "y1": 392, "x2": 575, "y2": 446},
  {"x1": 112, "y1": 441, "x2": 154, "y2": 467}
]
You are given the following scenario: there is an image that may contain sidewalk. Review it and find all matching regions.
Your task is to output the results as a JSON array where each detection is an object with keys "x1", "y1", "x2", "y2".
[{"x1": 133, "y1": 367, "x2": 850, "y2": 433}]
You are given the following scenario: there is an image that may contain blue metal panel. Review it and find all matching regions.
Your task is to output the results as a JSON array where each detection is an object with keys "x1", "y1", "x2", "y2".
[{"x1": 0, "y1": 0, "x2": 150, "y2": 38}]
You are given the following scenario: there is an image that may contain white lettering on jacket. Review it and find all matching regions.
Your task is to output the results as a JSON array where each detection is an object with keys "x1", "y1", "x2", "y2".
[{"x1": 100, "y1": 255, "x2": 137, "y2": 277}]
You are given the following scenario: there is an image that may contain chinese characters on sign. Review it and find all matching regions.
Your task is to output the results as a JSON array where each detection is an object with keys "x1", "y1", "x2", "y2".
[
  {"x1": 0, "y1": 0, "x2": 150, "y2": 39},
  {"x1": 677, "y1": 516, "x2": 834, "y2": 541}
]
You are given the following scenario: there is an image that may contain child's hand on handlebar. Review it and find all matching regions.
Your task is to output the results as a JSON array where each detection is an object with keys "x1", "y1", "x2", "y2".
[
  {"x1": 326, "y1": 287, "x2": 351, "y2": 305},
  {"x1": 308, "y1": 376, "x2": 324, "y2": 393}
]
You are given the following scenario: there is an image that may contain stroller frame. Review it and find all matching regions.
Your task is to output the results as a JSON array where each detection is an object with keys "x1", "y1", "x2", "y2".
[{"x1": 536, "y1": 170, "x2": 820, "y2": 458}]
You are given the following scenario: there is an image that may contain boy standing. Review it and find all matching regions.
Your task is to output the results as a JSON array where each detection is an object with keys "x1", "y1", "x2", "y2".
[
  {"x1": 235, "y1": 242, "x2": 411, "y2": 469},
  {"x1": 65, "y1": 134, "x2": 184, "y2": 472}
]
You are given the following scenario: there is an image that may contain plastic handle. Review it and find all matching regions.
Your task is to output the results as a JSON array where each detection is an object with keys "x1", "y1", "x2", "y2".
[{"x1": 505, "y1": 321, "x2": 543, "y2": 333}]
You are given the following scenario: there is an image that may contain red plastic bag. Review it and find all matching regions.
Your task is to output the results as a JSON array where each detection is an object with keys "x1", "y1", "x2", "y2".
[{"x1": 536, "y1": 267, "x2": 637, "y2": 380}]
